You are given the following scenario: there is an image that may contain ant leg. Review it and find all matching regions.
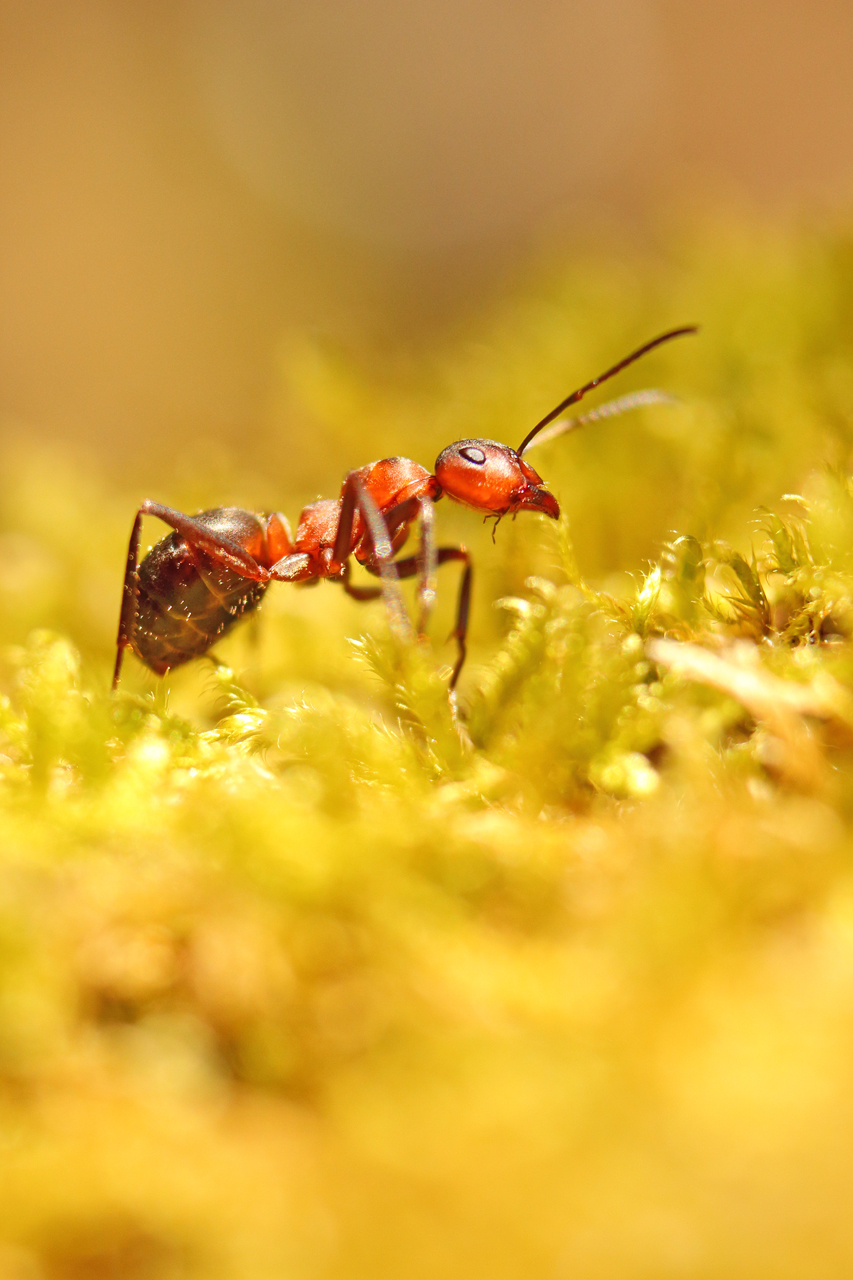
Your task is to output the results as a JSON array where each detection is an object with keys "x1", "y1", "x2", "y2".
[
  {"x1": 136, "y1": 502, "x2": 268, "y2": 580},
  {"x1": 378, "y1": 546, "x2": 472, "y2": 688},
  {"x1": 113, "y1": 509, "x2": 144, "y2": 690},
  {"x1": 268, "y1": 552, "x2": 314, "y2": 583},
  {"x1": 358, "y1": 494, "x2": 436, "y2": 633},
  {"x1": 341, "y1": 561, "x2": 382, "y2": 602},
  {"x1": 415, "y1": 498, "x2": 437, "y2": 634},
  {"x1": 112, "y1": 501, "x2": 269, "y2": 691},
  {"x1": 445, "y1": 550, "x2": 473, "y2": 689},
  {"x1": 336, "y1": 475, "x2": 412, "y2": 642},
  {"x1": 340, "y1": 496, "x2": 435, "y2": 617},
  {"x1": 334, "y1": 481, "x2": 419, "y2": 574},
  {"x1": 386, "y1": 496, "x2": 437, "y2": 634},
  {"x1": 331, "y1": 476, "x2": 360, "y2": 566}
]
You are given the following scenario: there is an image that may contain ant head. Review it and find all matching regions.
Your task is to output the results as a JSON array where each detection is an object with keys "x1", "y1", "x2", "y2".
[
  {"x1": 434, "y1": 439, "x2": 560, "y2": 520},
  {"x1": 433, "y1": 328, "x2": 698, "y2": 525}
]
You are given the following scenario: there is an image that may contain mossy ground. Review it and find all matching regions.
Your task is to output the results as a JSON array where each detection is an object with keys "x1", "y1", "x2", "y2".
[{"x1": 3, "y1": 218, "x2": 853, "y2": 1277}]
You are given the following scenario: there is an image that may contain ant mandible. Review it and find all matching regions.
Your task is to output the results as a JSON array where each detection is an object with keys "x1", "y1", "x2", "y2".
[{"x1": 112, "y1": 326, "x2": 696, "y2": 692}]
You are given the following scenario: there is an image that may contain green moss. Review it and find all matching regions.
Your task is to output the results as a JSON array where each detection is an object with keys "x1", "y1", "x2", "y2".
[{"x1": 4, "y1": 218, "x2": 853, "y2": 1276}]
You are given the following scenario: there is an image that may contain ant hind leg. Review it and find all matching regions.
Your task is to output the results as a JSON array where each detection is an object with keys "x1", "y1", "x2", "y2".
[
  {"x1": 111, "y1": 501, "x2": 269, "y2": 691},
  {"x1": 112, "y1": 509, "x2": 145, "y2": 690}
]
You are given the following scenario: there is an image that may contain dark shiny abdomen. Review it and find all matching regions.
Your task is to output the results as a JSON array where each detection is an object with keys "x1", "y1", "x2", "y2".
[{"x1": 131, "y1": 509, "x2": 269, "y2": 674}]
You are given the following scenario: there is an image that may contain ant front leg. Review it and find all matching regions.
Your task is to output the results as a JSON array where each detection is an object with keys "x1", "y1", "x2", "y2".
[
  {"x1": 335, "y1": 474, "x2": 413, "y2": 643},
  {"x1": 112, "y1": 501, "x2": 268, "y2": 691},
  {"x1": 389, "y1": 496, "x2": 437, "y2": 634},
  {"x1": 386, "y1": 546, "x2": 472, "y2": 689},
  {"x1": 363, "y1": 494, "x2": 439, "y2": 634},
  {"x1": 363, "y1": 494, "x2": 470, "y2": 687},
  {"x1": 337, "y1": 495, "x2": 437, "y2": 623}
]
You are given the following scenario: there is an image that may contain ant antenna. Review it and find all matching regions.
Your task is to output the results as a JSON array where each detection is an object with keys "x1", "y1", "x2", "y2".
[
  {"x1": 516, "y1": 326, "x2": 697, "y2": 456},
  {"x1": 521, "y1": 388, "x2": 677, "y2": 452}
]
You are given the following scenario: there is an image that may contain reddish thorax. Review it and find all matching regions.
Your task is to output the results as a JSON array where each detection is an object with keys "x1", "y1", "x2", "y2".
[{"x1": 344, "y1": 459, "x2": 441, "y2": 563}]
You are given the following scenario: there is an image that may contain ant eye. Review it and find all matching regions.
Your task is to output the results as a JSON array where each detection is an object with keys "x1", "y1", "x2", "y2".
[{"x1": 459, "y1": 445, "x2": 486, "y2": 465}]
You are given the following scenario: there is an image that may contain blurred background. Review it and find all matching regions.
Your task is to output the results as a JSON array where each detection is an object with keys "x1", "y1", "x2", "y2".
[{"x1": 2, "y1": 0, "x2": 853, "y2": 468}]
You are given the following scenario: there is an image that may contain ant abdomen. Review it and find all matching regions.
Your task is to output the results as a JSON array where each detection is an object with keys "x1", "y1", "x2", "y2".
[{"x1": 132, "y1": 508, "x2": 270, "y2": 675}]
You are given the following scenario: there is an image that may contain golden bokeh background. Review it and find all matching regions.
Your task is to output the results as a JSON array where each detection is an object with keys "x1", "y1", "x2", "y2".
[{"x1": 2, "y1": 0, "x2": 852, "y2": 469}]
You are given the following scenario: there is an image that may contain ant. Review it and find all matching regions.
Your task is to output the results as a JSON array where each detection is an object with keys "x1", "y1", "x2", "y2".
[{"x1": 112, "y1": 327, "x2": 695, "y2": 692}]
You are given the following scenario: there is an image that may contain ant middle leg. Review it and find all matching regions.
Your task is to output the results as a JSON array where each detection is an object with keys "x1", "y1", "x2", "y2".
[{"x1": 359, "y1": 494, "x2": 437, "y2": 633}]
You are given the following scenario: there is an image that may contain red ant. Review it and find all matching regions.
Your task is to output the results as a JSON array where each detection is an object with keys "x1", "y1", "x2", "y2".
[{"x1": 112, "y1": 327, "x2": 695, "y2": 692}]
